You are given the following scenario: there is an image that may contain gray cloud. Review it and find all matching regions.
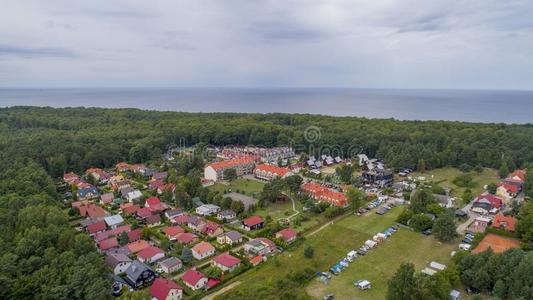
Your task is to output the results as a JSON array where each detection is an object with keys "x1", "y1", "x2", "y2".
[
  {"x1": 0, "y1": 45, "x2": 76, "y2": 58},
  {"x1": 248, "y1": 21, "x2": 326, "y2": 41}
]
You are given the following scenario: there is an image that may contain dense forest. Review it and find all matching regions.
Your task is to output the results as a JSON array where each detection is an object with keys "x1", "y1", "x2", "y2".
[
  {"x1": 2, "y1": 106, "x2": 533, "y2": 180},
  {"x1": 1, "y1": 106, "x2": 533, "y2": 299}
]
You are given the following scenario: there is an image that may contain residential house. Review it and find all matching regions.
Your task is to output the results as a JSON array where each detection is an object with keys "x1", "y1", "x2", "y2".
[
  {"x1": 217, "y1": 231, "x2": 242, "y2": 246},
  {"x1": 181, "y1": 269, "x2": 208, "y2": 290},
  {"x1": 124, "y1": 260, "x2": 155, "y2": 288},
  {"x1": 187, "y1": 216, "x2": 206, "y2": 232},
  {"x1": 127, "y1": 240, "x2": 151, "y2": 254},
  {"x1": 254, "y1": 164, "x2": 292, "y2": 181},
  {"x1": 95, "y1": 224, "x2": 131, "y2": 242},
  {"x1": 98, "y1": 237, "x2": 119, "y2": 252},
  {"x1": 126, "y1": 190, "x2": 143, "y2": 203},
  {"x1": 275, "y1": 228, "x2": 298, "y2": 244},
  {"x1": 212, "y1": 253, "x2": 241, "y2": 273},
  {"x1": 163, "y1": 226, "x2": 185, "y2": 241},
  {"x1": 165, "y1": 209, "x2": 183, "y2": 219},
  {"x1": 171, "y1": 214, "x2": 190, "y2": 225},
  {"x1": 79, "y1": 204, "x2": 108, "y2": 219},
  {"x1": 191, "y1": 241, "x2": 216, "y2": 260},
  {"x1": 87, "y1": 220, "x2": 107, "y2": 235},
  {"x1": 150, "y1": 278, "x2": 183, "y2": 300},
  {"x1": 242, "y1": 216, "x2": 264, "y2": 231},
  {"x1": 217, "y1": 210, "x2": 236, "y2": 221},
  {"x1": 496, "y1": 183, "x2": 519, "y2": 202},
  {"x1": 136, "y1": 207, "x2": 152, "y2": 220},
  {"x1": 203, "y1": 156, "x2": 256, "y2": 182},
  {"x1": 152, "y1": 172, "x2": 168, "y2": 181},
  {"x1": 201, "y1": 222, "x2": 224, "y2": 237},
  {"x1": 301, "y1": 182, "x2": 348, "y2": 207},
  {"x1": 104, "y1": 215, "x2": 124, "y2": 229},
  {"x1": 146, "y1": 214, "x2": 162, "y2": 227},
  {"x1": 149, "y1": 179, "x2": 165, "y2": 191},
  {"x1": 63, "y1": 172, "x2": 79, "y2": 184},
  {"x1": 116, "y1": 162, "x2": 131, "y2": 172},
  {"x1": 503, "y1": 169, "x2": 526, "y2": 188},
  {"x1": 137, "y1": 246, "x2": 165, "y2": 264},
  {"x1": 127, "y1": 228, "x2": 142, "y2": 242},
  {"x1": 100, "y1": 193, "x2": 115, "y2": 205},
  {"x1": 244, "y1": 238, "x2": 276, "y2": 256},
  {"x1": 467, "y1": 217, "x2": 491, "y2": 234},
  {"x1": 157, "y1": 183, "x2": 176, "y2": 195},
  {"x1": 105, "y1": 252, "x2": 132, "y2": 275},
  {"x1": 145, "y1": 197, "x2": 168, "y2": 213},
  {"x1": 434, "y1": 194, "x2": 454, "y2": 209},
  {"x1": 492, "y1": 214, "x2": 517, "y2": 232},
  {"x1": 472, "y1": 193, "x2": 503, "y2": 214},
  {"x1": 77, "y1": 186, "x2": 100, "y2": 201},
  {"x1": 122, "y1": 204, "x2": 141, "y2": 216},
  {"x1": 176, "y1": 232, "x2": 197, "y2": 245},
  {"x1": 158, "y1": 257, "x2": 182, "y2": 274},
  {"x1": 195, "y1": 204, "x2": 220, "y2": 216}
]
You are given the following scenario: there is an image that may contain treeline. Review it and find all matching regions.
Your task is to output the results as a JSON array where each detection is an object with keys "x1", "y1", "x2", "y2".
[
  {"x1": 0, "y1": 159, "x2": 110, "y2": 299},
  {"x1": 2, "y1": 107, "x2": 533, "y2": 179}
]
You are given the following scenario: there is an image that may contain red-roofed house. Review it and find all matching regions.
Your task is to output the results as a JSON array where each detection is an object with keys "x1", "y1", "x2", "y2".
[
  {"x1": 136, "y1": 207, "x2": 152, "y2": 219},
  {"x1": 98, "y1": 237, "x2": 118, "y2": 252},
  {"x1": 212, "y1": 253, "x2": 241, "y2": 272},
  {"x1": 149, "y1": 179, "x2": 165, "y2": 191},
  {"x1": 301, "y1": 182, "x2": 347, "y2": 207},
  {"x1": 87, "y1": 220, "x2": 107, "y2": 235},
  {"x1": 496, "y1": 182, "x2": 520, "y2": 201},
  {"x1": 492, "y1": 214, "x2": 517, "y2": 232},
  {"x1": 116, "y1": 162, "x2": 131, "y2": 172},
  {"x1": 201, "y1": 222, "x2": 224, "y2": 237},
  {"x1": 157, "y1": 183, "x2": 176, "y2": 195},
  {"x1": 242, "y1": 216, "x2": 264, "y2": 231},
  {"x1": 472, "y1": 193, "x2": 503, "y2": 214},
  {"x1": 176, "y1": 233, "x2": 197, "y2": 245},
  {"x1": 203, "y1": 156, "x2": 257, "y2": 182},
  {"x1": 206, "y1": 278, "x2": 220, "y2": 290},
  {"x1": 254, "y1": 164, "x2": 292, "y2": 181},
  {"x1": 121, "y1": 204, "x2": 141, "y2": 216},
  {"x1": 100, "y1": 193, "x2": 114, "y2": 205},
  {"x1": 137, "y1": 246, "x2": 165, "y2": 264},
  {"x1": 171, "y1": 214, "x2": 190, "y2": 225},
  {"x1": 275, "y1": 228, "x2": 298, "y2": 243},
  {"x1": 127, "y1": 228, "x2": 142, "y2": 242},
  {"x1": 127, "y1": 240, "x2": 151, "y2": 254},
  {"x1": 63, "y1": 172, "x2": 79, "y2": 184},
  {"x1": 150, "y1": 278, "x2": 183, "y2": 300},
  {"x1": 181, "y1": 269, "x2": 208, "y2": 290},
  {"x1": 191, "y1": 241, "x2": 215, "y2": 260},
  {"x1": 79, "y1": 204, "x2": 108, "y2": 219},
  {"x1": 145, "y1": 197, "x2": 168, "y2": 213},
  {"x1": 163, "y1": 226, "x2": 185, "y2": 241}
]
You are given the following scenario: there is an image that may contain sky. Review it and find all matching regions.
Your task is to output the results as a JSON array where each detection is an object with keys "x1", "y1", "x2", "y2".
[{"x1": 1, "y1": 0, "x2": 533, "y2": 90}]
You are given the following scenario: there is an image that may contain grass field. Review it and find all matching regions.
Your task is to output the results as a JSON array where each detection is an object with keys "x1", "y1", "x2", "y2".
[
  {"x1": 408, "y1": 167, "x2": 499, "y2": 205},
  {"x1": 210, "y1": 178, "x2": 265, "y2": 196}
]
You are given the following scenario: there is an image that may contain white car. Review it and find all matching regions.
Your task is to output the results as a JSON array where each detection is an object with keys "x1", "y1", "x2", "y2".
[{"x1": 459, "y1": 243, "x2": 471, "y2": 251}]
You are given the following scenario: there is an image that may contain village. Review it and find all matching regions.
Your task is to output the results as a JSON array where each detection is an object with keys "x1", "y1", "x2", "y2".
[{"x1": 62, "y1": 145, "x2": 529, "y2": 300}]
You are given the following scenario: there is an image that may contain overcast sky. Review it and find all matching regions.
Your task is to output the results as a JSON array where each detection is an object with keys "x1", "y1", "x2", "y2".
[{"x1": 1, "y1": 0, "x2": 533, "y2": 89}]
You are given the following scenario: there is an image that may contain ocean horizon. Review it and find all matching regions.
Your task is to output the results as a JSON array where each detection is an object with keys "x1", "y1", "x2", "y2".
[{"x1": 1, "y1": 87, "x2": 532, "y2": 124}]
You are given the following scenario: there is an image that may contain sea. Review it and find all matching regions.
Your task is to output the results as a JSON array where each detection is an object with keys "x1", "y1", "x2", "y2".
[{"x1": 1, "y1": 87, "x2": 532, "y2": 124}]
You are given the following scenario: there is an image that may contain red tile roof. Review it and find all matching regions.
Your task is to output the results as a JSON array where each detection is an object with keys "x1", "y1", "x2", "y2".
[
  {"x1": 127, "y1": 240, "x2": 151, "y2": 253},
  {"x1": 301, "y1": 182, "x2": 347, "y2": 206},
  {"x1": 181, "y1": 269, "x2": 206, "y2": 286},
  {"x1": 163, "y1": 226, "x2": 185, "y2": 238},
  {"x1": 127, "y1": 228, "x2": 142, "y2": 242},
  {"x1": 150, "y1": 278, "x2": 182, "y2": 300},
  {"x1": 136, "y1": 207, "x2": 152, "y2": 218},
  {"x1": 243, "y1": 215, "x2": 264, "y2": 227},
  {"x1": 509, "y1": 169, "x2": 526, "y2": 182},
  {"x1": 497, "y1": 182, "x2": 519, "y2": 194},
  {"x1": 276, "y1": 228, "x2": 298, "y2": 240},
  {"x1": 87, "y1": 220, "x2": 106, "y2": 234},
  {"x1": 176, "y1": 233, "x2": 197, "y2": 244},
  {"x1": 207, "y1": 157, "x2": 256, "y2": 171},
  {"x1": 213, "y1": 253, "x2": 241, "y2": 268},
  {"x1": 98, "y1": 237, "x2": 118, "y2": 251},
  {"x1": 172, "y1": 214, "x2": 190, "y2": 225},
  {"x1": 146, "y1": 197, "x2": 161, "y2": 206},
  {"x1": 254, "y1": 164, "x2": 291, "y2": 177},
  {"x1": 474, "y1": 193, "x2": 503, "y2": 209},
  {"x1": 137, "y1": 246, "x2": 164, "y2": 260},
  {"x1": 122, "y1": 204, "x2": 141, "y2": 215},
  {"x1": 492, "y1": 214, "x2": 517, "y2": 232},
  {"x1": 79, "y1": 204, "x2": 108, "y2": 218},
  {"x1": 192, "y1": 241, "x2": 215, "y2": 255},
  {"x1": 206, "y1": 278, "x2": 220, "y2": 289}
]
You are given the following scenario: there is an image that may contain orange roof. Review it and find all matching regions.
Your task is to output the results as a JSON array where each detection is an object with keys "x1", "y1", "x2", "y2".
[
  {"x1": 509, "y1": 169, "x2": 526, "y2": 182},
  {"x1": 192, "y1": 241, "x2": 215, "y2": 255},
  {"x1": 492, "y1": 214, "x2": 517, "y2": 232},
  {"x1": 472, "y1": 233, "x2": 520, "y2": 254},
  {"x1": 207, "y1": 157, "x2": 255, "y2": 171},
  {"x1": 254, "y1": 164, "x2": 290, "y2": 177},
  {"x1": 249, "y1": 255, "x2": 263, "y2": 266},
  {"x1": 127, "y1": 240, "x2": 151, "y2": 253},
  {"x1": 301, "y1": 182, "x2": 347, "y2": 206}
]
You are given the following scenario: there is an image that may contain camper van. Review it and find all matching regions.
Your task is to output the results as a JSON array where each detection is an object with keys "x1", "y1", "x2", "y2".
[{"x1": 346, "y1": 250, "x2": 358, "y2": 262}]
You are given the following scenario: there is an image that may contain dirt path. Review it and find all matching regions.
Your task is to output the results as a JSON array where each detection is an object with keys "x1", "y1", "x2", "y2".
[
  {"x1": 202, "y1": 281, "x2": 242, "y2": 300},
  {"x1": 306, "y1": 221, "x2": 334, "y2": 237}
]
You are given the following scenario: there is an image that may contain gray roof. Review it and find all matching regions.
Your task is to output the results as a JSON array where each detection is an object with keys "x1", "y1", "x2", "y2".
[
  {"x1": 159, "y1": 257, "x2": 182, "y2": 269},
  {"x1": 120, "y1": 187, "x2": 135, "y2": 197},
  {"x1": 218, "y1": 210, "x2": 236, "y2": 217},
  {"x1": 225, "y1": 231, "x2": 242, "y2": 241},
  {"x1": 165, "y1": 208, "x2": 183, "y2": 218},
  {"x1": 125, "y1": 261, "x2": 152, "y2": 282},
  {"x1": 105, "y1": 252, "x2": 131, "y2": 268}
]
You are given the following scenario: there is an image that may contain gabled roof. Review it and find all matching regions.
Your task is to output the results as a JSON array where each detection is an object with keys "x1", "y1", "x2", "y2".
[
  {"x1": 492, "y1": 214, "x2": 517, "y2": 231},
  {"x1": 192, "y1": 241, "x2": 215, "y2": 255},
  {"x1": 79, "y1": 203, "x2": 108, "y2": 218},
  {"x1": 104, "y1": 215, "x2": 124, "y2": 227},
  {"x1": 163, "y1": 226, "x2": 185, "y2": 237},
  {"x1": 98, "y1": 237, "x2": 118, "y2": 251},
  {"x1": 150, "y1": 278, "x2": 182, "y2": 300},
  {"x1": 176, "y1": 233, "x2": 197, "y2": 244},
  {"x1": 122, "y1": 204, "x2": 141, "y2": 215},
  {"x1": 474, "y1": 193, "x2": 503, "y2": 209},
  {"x1": 100, "y1": 193, "x2": 114, "y2": 204},
  {"x1": 125, "y1": 260, "x2": 152, "y2": 282},
  {"x1": 127, "y1": 240, "x2": 151, "y2": 253},
  {"x1": 145, "y1": 197, "x2": 161, "y2": 207},
  {"x1": 137, "y1": 246, "x2": 164, "y2": 260},
  {"x1": 105, "y1": 252, "x2": 132, "y2": 268},
  {"x1": 497, "y1": 182, "x2": 519, "y2": 194},
  {"x1": 146, "y1": 214, "x2": 161, "y2": 224},
  {"x1": 87, "y1": 220, "x2": 107, "y2": 234},
  {"x1": 172, "y1": 214, "x2": 190, "y2": 224},
  {"x1": 136, "y1": 207, "x2": 152, "y2": 218},
  {"x1": 225, "y1": 231, "x2": 242, "y2": 241},
  {"x1": 243, "y1": 215, "x2": 264, "y2": 227},
  {"x1": 276, "y1": 228, "x2": 298, "y2": 240},
  {"x1": 213, "y1": 253, "x2": 241, "y2": 268},
  {"x1": 181, "y1": 269, "x2": 206, "y2": 286},
  {"x1": 159, "y1": 257, "x2": 182, "y2": 269},
  {"x1": 254, "y1": 164, "x2": 291, "y2": 177},
  {"x1": 127, "y1": 228, "x2": 142, "y2": 242},
  {"x1": 207, "y1": 157, "x2": 256, "y2": 171}
]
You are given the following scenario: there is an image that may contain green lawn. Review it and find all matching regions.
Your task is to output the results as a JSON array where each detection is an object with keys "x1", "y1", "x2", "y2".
[
  {"x1": 306, "y1": 228, "x2": 456, "y2": 300},
  {"x1": 408, "y1": 167, "x2": 500, "y2": 204},
  {"x1": 209, "y1": 178, "x2": 265, "y2": 196}
]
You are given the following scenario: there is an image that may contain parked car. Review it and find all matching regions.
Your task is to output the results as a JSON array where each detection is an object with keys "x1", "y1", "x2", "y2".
[{"x1": 422, "y1": 229, "x2": 432, "y2": 235}]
